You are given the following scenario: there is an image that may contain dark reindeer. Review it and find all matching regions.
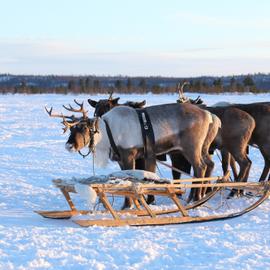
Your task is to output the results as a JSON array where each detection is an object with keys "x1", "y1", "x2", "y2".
[
  {"x1": 46, "y1": 99, "x2": 220, "y2": 204},
  {"x1": 214, "y1": 101, "x2": 270, "y2": 182},
  {"x1": 175, "y1": 84, "x2": 256, "y2": 187},
  {"x1": 88, "y1": 91, "x2": 146, "y2": 117}
]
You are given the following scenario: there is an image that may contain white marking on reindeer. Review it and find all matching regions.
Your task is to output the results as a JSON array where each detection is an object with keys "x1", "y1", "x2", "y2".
[
  {"x1": 91, "y1": 119, "x2": 111, "y2": 168},
  {"x1": 65, "y1": 143, "x2": 76, "y2": 152},
  {"x1": 102, "y1": 106, "x2": 143, "y2": 149}
]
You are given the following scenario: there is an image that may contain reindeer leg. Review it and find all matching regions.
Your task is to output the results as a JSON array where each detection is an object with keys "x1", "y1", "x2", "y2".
[
  {"x1": 221, "y1": 149, "x2": 231, "y2": 177},
  {"x1": 144, "y1": 155, "x2": 156, "y2": 205},
  {"x1": 230, "y1": 156, "x2": 238, "y2": 180},
  {"x1": 135, "y1": 158, "x2": 145, "y2": 170},
  {"x1": 119, "y1": 152, "x2": 136, "y2": 209},
  {"x1": 186, "y1": 153, "x2": 206, "y2": 202},
  {"x1": 200, "y1": 152, "x2": 214, "y2": 198},
  {"x1": 190, "y1": 158, "x2": 206, "y2": 202},
  {"x1": 259, "y1": 159, "x2": 270, "y2": 182},
  {"x1": 234, "y1": 155, "x2": 252, "y2": 183},
  {"x1": 170, "y1": 152, "x2": 191, "y2": 180},
  {"x1": 229, "y1": 153, "x2": 252, "y2": 197},
  {"x1": 257, "y1": 146, "x2": 270, "y2": 182},
  {"x1": 226, "y1": 151, "x2": 239, "y2": 198}
]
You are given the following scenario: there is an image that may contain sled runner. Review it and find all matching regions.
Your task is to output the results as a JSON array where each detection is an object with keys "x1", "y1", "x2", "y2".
[{"x1": 36, "y1": 170, "x2": 270, "y2": 227}]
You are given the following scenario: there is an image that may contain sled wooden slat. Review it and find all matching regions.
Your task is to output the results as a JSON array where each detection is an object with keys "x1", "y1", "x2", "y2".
[
  {"x1": 172, "y1": 170, "x2": 230, "y2": 183},
  {"x1": 35, "y1": 210, "x2": 87, "y2": 219},
  {"x1": 167, "y1": 187, "x2": 188, "y2": 217},
  {"x1": 97, "y1": 188, "x2": 120, "y2": 220},
  {"x1": 60, "y1": 188, "x2": 76, "y2": 211},
  {"x1": 88, "y1": 181, "x2": 266, "y2": 190}
]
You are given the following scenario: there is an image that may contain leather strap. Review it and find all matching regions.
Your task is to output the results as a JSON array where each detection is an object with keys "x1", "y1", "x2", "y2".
[
  {"x1": 136, "y1": 109, "x2": 156, "y2": 158},
  {"x1": 103, "y1": 119, "x2": 121, "y2": 159}
]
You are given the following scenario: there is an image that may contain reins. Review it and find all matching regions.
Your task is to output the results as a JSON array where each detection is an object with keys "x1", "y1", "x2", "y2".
[
  {"x1": 157, "y1": 159, "x2": 193, "y2": 177},
  {"x1": 78, "y1": 148, "x2": 91, "y2": 158},
  {"x1": 78, "y1": 120, "x2": 99, "y2": 160}
]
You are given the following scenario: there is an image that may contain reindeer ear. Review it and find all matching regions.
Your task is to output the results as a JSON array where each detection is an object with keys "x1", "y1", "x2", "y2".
[
  {"x1": 110, "y1": 97, "x2": 120, "y2": 105},
  {"x1": 88, "y1": 99, "x2": 97, "y2": 108}
]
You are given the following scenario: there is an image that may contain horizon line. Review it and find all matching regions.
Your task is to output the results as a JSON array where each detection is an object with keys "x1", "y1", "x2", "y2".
[{"x1": 1, "y1": 72, "x2": 269, "y2": 78}]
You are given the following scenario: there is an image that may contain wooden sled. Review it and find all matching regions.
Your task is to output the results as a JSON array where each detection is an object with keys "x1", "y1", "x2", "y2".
[{"x1": 36, "y1": 172, "x2": 270, "y2": 227}]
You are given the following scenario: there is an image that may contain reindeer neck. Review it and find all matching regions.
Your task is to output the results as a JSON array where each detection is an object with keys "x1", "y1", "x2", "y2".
[
  {"x1": 93, "y1": 118, "x2": 111, "y2": 168},
  {"x1": 94, "y1": 118, "x2": 110, "y2": 148}
]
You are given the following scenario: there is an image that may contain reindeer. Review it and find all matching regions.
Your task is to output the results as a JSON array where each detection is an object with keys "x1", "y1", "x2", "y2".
[
  {"x1": 87, "y1": 92, "x2": 222, "y2": 199},
  {"x1": 88, "y1": 91, "x2": 146, "y2": 117},
  {"x1": 46, "y1": 99, "x2": 220, "y2": 204},
  {"x1": 176, "y1": 83, "x2": 256, "y2": 188},
  {"x1": 88, "y1": 92, "x2": 152, "y2": 188},
  {"x1": 214, "y1": 101, "x2": 270, "y2": 182}
]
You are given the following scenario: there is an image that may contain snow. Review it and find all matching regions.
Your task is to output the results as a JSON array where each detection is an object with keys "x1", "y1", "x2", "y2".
[{"x1": 1, "y1": 92, "x2": 270, "y2": 269}]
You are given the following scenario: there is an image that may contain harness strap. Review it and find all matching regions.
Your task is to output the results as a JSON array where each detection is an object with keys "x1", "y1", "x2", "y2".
[
  {"x1": 136, "y1": 109, "x2": 156, "y2": 158},
  {"x1": 103, "y1": 119, "x2": 121, "y2": 159}
]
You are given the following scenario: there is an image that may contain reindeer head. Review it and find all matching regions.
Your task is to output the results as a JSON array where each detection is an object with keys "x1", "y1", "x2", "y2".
[
  {"x1": 88, "y1": 91, "x2": 146, "y2": 117},
  {"x1": 45, "y1": 100, "x2": 99, "y2": 154},
  {"x1": 65, "y1": 118, "x2": 99, "y2": 153},
  {"x1": 88, "y1": 91, "x2": 120, "y2": 117}
]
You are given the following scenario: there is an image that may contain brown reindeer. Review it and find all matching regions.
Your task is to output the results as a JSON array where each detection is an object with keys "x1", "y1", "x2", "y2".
[
  {"x1": 220, "y1": 102, "x2": 270, "y2": 182},
  {"x1": 176, "y1": 83, "x2": 256, "y2": 187},
  {"x1": 88, "y1": 91, "x2": 146, "y2": 117}
]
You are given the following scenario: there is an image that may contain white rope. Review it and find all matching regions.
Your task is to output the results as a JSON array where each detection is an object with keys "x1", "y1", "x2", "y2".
[
  {"x1": 156, "y1": 162, "x2": 164, "y2": 178},
  {"x1": 92, "y1": 148, "x2": 96, "y2": 176}
]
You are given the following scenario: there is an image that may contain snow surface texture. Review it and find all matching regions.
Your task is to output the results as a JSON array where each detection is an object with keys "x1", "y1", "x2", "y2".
[{"x1": 0, "y1": 93, "x2": 270, "y2": 269}]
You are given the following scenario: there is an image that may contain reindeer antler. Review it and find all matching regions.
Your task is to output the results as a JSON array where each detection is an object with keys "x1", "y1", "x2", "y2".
[
  {"x1": 45, "y1": 106, "x2": 81, "y2": 133},
  {"x1": 63, "y1": 99, "x2": 88, "y2": 119},
  {"x1": 108, "y1": 90, "x2": 114, "y2": 101},
  {"x1": 45, "y1": 106, "x2": 77, "y2": 120},
  {"x1": 61, "y1": 117, "x2": 80, "y2": 133},
  {"x1": 178, "y1": 82, "x2": 190, "y2": 102}
]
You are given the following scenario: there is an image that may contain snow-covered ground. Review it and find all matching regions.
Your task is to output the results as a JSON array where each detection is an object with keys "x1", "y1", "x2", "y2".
[{"x1": 0, "y1": 92, "x2": 270, "y2": 269}]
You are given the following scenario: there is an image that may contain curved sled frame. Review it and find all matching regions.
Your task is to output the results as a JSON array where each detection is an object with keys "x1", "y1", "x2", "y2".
[
  {"x1": 36, "y1": 173, "x2": 229, "y2": 219},
  {"x1": 36, "y1": 173, "x2": 270, "y2": 227}
]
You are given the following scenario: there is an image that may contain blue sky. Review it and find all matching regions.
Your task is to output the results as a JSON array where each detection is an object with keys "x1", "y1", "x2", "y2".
[{"x1": 0, "y1": 0, "x2": 269, "y2": 76}]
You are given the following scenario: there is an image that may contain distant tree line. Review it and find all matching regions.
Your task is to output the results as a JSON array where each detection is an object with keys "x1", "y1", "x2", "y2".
[{"x1": 0, "y1": 74, "x2": 267, "y2": 94}]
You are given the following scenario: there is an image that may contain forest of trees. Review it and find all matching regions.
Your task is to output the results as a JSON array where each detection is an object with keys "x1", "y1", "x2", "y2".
[{"x1": 0, "y1": 74, "x2": 268, "y2": 94}]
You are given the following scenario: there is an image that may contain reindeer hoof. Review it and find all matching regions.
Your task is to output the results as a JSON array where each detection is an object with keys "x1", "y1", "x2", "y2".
[
  {"x1": 146, "y1": 195, "x2": 156, "y2": 205},
  {"x1": 121, "y1": 197, "x2": 134, "y2": 209},
  {"x1": 227, "y1": 189, "x2": 244, "y2": 199}
]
